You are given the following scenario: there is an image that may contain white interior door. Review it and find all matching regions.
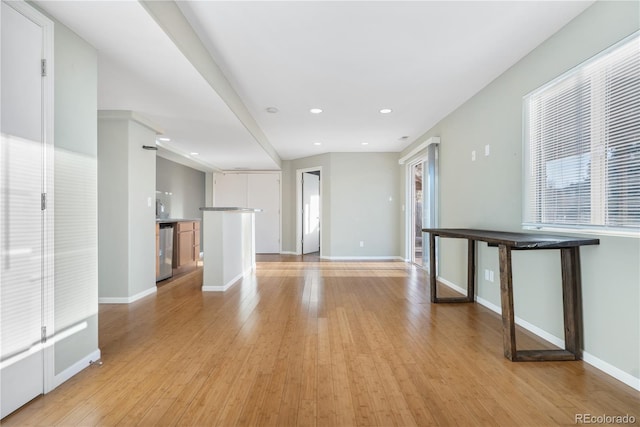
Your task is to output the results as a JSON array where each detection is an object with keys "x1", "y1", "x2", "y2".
[
  {"x1": 302, "y1": 172, "x2": 320, "y2": 254},
  {"x1": 1, "y1": 0, "x2": 51, "y2": 418},
  {"x1": 247, "y1": 174, "x2": 280, "y2": 254}
]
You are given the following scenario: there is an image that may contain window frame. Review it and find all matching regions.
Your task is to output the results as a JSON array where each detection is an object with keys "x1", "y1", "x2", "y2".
[{"x1": 522, "y1": 31, "x2": 640, "y2": 239}]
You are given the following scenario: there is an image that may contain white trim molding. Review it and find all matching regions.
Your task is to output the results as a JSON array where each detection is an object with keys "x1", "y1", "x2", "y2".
[
  {"x1": 52, "y1": 349, "x2": 101, "y2": 390},
  {"x1": 399, "y1": 136, "x2": 440, "y2": 165},
  {"x1": 99, "y1": 286, "x2": 157, "y2": 304},
  {"x1": 202, "y1": 268, "x2": 252, "y2": 292}
]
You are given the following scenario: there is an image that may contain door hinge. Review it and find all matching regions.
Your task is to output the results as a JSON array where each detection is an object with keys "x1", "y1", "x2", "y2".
[
  {"x1": 41, "y1": 193, "x2": 47, "y2": 210},
  {"x1": 41, "y1": 326, "x2": 47, "y2": 343},
  {"x1": 41, "y1": 59, "x2": 47, "y2": 77}
]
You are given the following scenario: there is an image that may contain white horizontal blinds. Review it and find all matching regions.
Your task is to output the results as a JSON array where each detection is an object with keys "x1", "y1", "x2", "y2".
[
  {"x1": 524, "y1": 32, "x2": 640, "y2": 232},
  {"x1": 1, "y1": 135, "x2": 44, "y2": 361},
  {"x1": 526, "y1": 76, "x2": 592, "y2": 226},
  {"x1": 606, "y1": 39, "x2": 640, "y2": 227}
]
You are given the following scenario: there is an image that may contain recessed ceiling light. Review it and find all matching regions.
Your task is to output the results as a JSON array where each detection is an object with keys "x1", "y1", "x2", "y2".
[
  {"x1": 265, "y1": 107, "x2": 279, "y2": 114},
  {"x1": 310, "y1": 108, "x2": 323, "y2": 114},
  {"x1": 379, "y1": 108, "x2": 393, "y2": 114},
  {"x1": 361, "y1": 142, "x2": 369, "y2": 146},
  {"x1": 190, "y1": 152, "x2": 199, "y2": 156},
  {"x1": 313, "y1": 142, "x2": 322, "y2": 146},
  {"x1": 157, "y1": 137, "x2": 171, "y2": 142}
]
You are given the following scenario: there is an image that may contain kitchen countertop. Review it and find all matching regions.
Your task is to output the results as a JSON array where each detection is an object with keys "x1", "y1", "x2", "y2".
[
  {"x1": 156, "y1": 218, "x2": 201, "y2": 223},
  {"x1": 199, "y1": 207, "x2": 263, "y2": 213}
]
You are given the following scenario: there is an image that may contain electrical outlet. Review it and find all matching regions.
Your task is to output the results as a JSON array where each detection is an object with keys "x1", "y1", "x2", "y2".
[
  {"x1": 485, "y1": 269, "x2": 495, "y2": 282},
  {"x1": 359, "y1": 241, "x2": 364, "y2": 247},
  {"x1": 485, "y1": 144, "x2": 490, "y2": 156}
]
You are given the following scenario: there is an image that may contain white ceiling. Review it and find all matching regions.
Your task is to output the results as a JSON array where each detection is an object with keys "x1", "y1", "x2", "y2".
[{"x1": 36, "y1": 0, "x2": 593, "y2": 172}]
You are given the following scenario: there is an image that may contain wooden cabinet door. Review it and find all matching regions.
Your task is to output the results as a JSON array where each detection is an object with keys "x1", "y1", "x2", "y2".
[
  {"x1": 193, "y1": 222, "x2": 200, "y2": 261},
  {"x1": 178, "y1": 230, "x2": 194, "y2": 267}
]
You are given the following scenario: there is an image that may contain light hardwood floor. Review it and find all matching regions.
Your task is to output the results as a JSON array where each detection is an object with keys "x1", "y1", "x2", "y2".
[{"x1": 3, "y1": 255, "x2": 639, "y2": 426}]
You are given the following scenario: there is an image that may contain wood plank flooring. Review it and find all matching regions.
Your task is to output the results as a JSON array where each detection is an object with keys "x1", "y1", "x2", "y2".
[{"x1": 3, "y1": 255, "x2": 639, "y2": 426}]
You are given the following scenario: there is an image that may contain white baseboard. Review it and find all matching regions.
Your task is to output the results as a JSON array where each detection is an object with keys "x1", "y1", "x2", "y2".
[
  {"x1": 99, "y1": 286, "x2": 157, "y2": 304},
  {"x1": 320, "y1": 255, "x2": 404, "y2": 261},
  {"x1": 279, "y1": 251, "x2": 297, "y2": 255},
  {"x1": 474, "y1": 294, "x2": 566, "y2": 348},
  {"x1": 437, "y1": 276, "x2": 640, "y2": 391},
  {"x1": 202, "y1": 267, "x2": 252, "y2": 292},
  {"x1": 582, "y1": 352, "x2": 640, "y2": 391},
  {"x1": 51, "y1": 348, "x2": 101, "y2": 390},
  {"x1": 436, "y1": 277, "x2": 471, "y2": 298},
  {"x1": 202, "y1": 283, "x2": 234, "y2": 292}
]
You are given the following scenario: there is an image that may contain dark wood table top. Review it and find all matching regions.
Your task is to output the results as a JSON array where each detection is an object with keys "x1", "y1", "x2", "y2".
[{"x1": 421, "y1": 228, "x2": 600, "y2": 249}]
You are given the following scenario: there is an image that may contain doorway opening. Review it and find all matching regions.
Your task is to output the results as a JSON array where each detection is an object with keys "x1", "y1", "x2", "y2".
[
  {"x1": 295, "y1": 167, "x2": 322, "y2": 256},
  {"x1": 406, "y1": 143, "x2": 439, "y2": 270},
  {"x1": 411, "y1": 162, "x2": 424, "y2": 265}
]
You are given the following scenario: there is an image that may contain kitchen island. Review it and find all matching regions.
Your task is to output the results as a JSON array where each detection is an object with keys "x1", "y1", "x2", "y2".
[{"x1": 199, "y1": 207, "x2": 262, "y2": 291}]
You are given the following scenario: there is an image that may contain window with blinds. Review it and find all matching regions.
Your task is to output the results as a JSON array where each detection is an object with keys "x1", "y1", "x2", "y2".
[{"x1": 523, "y1": 31, "x2": 640, "y2": 235}]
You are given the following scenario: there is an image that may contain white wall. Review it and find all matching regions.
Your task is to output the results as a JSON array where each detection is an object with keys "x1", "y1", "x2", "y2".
[
  {"x1": 400, "y1": 0, "x2": 640, "y2": 386},
  {"x1": 156, "y1": 156, "x2": 205, "y2": 221},
  {"x1": 97, "y1": 119, "x2": 129, "y2": 299},
  {"x1": 127, "y1": 120, "x2": 157, "y2": 297},
  {"x1": 50, "y1": 12, "x2": 99, "y2": 377},
  {"x1": 98, "y1": 112, "x2": 158, "y2": 302},
  {"x1": 282, "y1": 152, "x2": 401, "y2": 258},
  {"x1": 329, "y1": 153, "x2": 400, "y2": 258}
]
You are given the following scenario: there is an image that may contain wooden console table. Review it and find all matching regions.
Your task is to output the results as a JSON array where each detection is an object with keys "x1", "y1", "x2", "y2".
[{"x1": 422, "y1": 228, "x2": 599, "y2": 362}]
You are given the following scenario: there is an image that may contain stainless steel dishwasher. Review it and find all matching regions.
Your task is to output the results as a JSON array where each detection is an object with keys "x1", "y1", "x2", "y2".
[{"x1": 157, "y1": 223, "x2": 173, "y2": 281}]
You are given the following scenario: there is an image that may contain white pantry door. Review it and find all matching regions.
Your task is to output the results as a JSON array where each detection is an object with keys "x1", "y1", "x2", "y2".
[
  {"x1": 247, "y1": 174, "x2": 280, "y2": 254},
  {"x1": 214, "y1": 173, "x2": 281, "y2": 254},
  {"x1": 1, "y1": 0, "x2": 53, "y2": 418},
  {"x1": 302, "y1": 172, "x2": 320, "y2": 254}
]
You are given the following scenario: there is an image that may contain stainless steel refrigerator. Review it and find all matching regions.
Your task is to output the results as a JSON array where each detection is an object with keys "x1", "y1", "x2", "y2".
[{"x1": 157, "y1": 224, "x2": 173, "y2": 281}]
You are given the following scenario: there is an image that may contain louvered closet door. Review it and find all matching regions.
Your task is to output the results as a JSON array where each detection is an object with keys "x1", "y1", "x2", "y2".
[{"x1": 0, "y1": 0, "x2": 47, "y2": 418}]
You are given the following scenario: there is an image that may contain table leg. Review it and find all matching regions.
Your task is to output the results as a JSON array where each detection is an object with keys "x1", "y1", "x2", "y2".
[
  {"x1": 561, "y1": 247, "x2": 583, "y2": 359},
  {"x1": 429, "y1": 232, "x2": 437, "y2": 303},
  {"x1": 467, "y1": 239, "x2": 476, "y2": 302},
  {"x1": 499, "y1": 244, "x2": 516, "y2": 361},
  {"x1": 431, "y1": 236, "x2": 475, "y2": 304}
]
